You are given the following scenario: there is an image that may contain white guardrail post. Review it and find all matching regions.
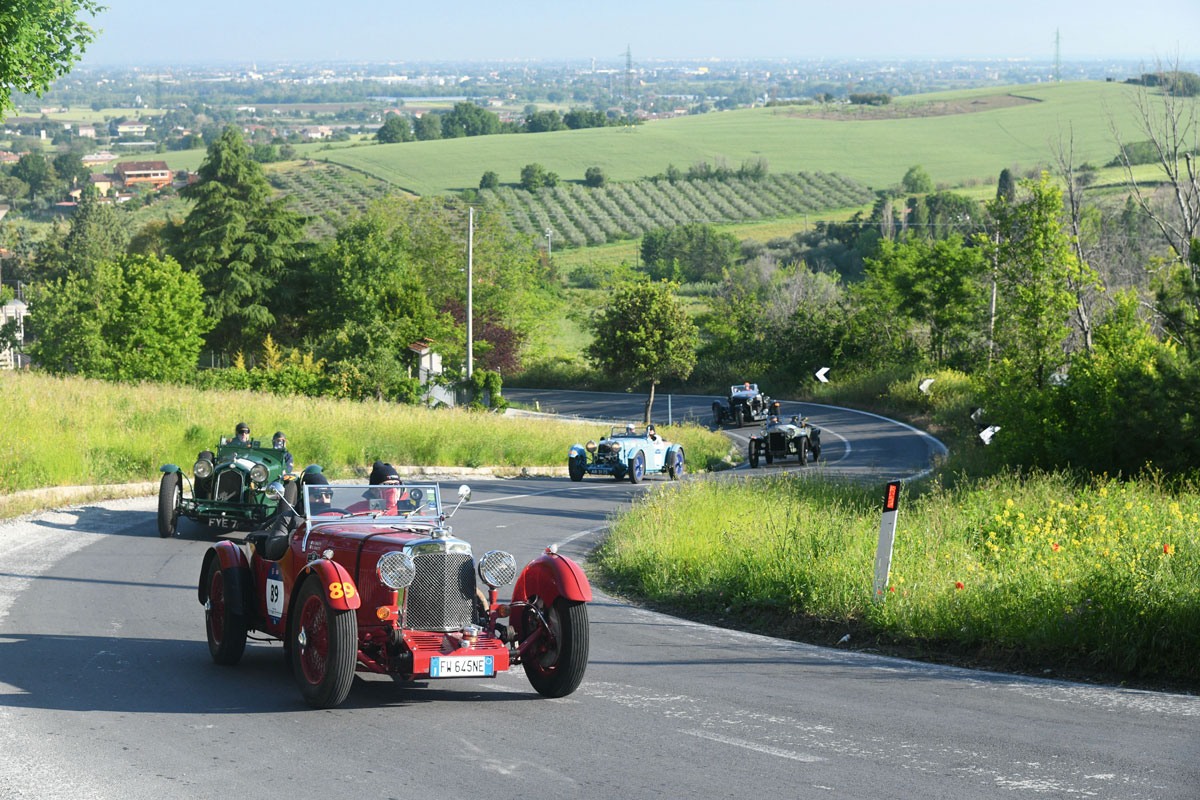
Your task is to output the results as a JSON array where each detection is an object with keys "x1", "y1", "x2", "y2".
[
  {"x1": 872, "y1": 480, "x2": 902, "y2": 601},
  {"x1": 668, "y1": 394, "x2": 672, "y2": 426}
]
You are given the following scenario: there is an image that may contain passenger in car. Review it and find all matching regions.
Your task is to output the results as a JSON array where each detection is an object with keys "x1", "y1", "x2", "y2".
[{"x1": 272, "y1": 431, "x2": 294, "y2": 473}]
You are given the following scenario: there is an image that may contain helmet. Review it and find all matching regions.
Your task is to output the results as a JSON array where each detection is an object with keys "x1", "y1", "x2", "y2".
[
  {"x1": 625, "y1": 423, "x2": 635, "y2": 433},
  {"x1": 235, "y1": 422, "x2": 250, "y2": 434},
  {"x1": 272, "y1": 431, "x2": 286, "y2": 449}
]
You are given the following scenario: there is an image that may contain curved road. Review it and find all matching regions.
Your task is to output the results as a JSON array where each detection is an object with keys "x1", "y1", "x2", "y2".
[{"x1": 1, "y1": 391, "x2": 1195, "y2": 799}]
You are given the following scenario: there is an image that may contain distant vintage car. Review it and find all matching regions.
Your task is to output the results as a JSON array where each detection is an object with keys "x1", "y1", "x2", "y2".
[
  {"x1": 748, "y1": 415, "x2": 822, "y2": 467},
  {"x1": 568, "y1": 425, "x2": 685, "y2": 483},
  {"x1": 712, "y1": 382, "x2": 779, "y2": 428},
  {"x1": 157, "y1": 435, "x2": 308, "y2": 538},
  {"x1": 197, "y1": 481, "x2": 592, "y2": 708}
]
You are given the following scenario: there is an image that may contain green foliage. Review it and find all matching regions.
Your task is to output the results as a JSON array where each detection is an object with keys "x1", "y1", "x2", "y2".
[
  {"x1": 586, "y1": 280, "x2": 698, "y2": 394},
  {"x1": 478, "y1": 170, "x2": 499, "y2": 190},
  {"x1": 848, "y1": 92, "x2": 892, "y2": 105},
  {"x1": 1153, "y1": 238, "x2": 1200, "y2": 355},
  {"x1": 171, "y1": 125, "x2": 306, "y2": 354},
  {"x1": 520, "y1": 162, "x2": 558, "y2": 191},
  {"x1": 376, "y1": 113, "x2": 413, "y2": 144},
  {"x1": 583, "y1": 166, "x2": 606, "y2": 188},
  {"x1": 901, "y1": 164, "x2": 934, "y2": 194},
  {"x1": 466, "y1": 368, "x2": 506, "y2": 410},
  {"x1": 640, "y1": 222, "x2": 740, "y2": 283},
  {"x1": 413, "y1": 113, "x2": 441, "y2": 141},
  {"x1": 524, "y1": 109, "x2": 566, "y2": 133},
  {"x1": 28, "y1": 254, "x2": 210, "y2": 382},
  {"x1": 11, "y1": 152, "x2": 59, "y2": 199},
  {"x1": 0, "y1": 1, "x2": 102, "y2": 119},
  {"x1": 31, "y1": 196, "x2": 129, "y2": 283},
  {"x1": 441, "y1": 102, "x2": 501, "y2": 138}
]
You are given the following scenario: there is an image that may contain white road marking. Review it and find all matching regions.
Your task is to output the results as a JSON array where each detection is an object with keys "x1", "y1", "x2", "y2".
[
  {"x1": 680, "y1": 729, "x2": 826, "y2": 763},
  {"x1": 553, "y1": 525, "x2": 608, "y2": 548}
]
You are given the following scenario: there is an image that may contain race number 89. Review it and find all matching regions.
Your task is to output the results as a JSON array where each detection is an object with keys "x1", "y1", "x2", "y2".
[{"x1": 329, "y1": 582, "x2": 356, "y2": 600}]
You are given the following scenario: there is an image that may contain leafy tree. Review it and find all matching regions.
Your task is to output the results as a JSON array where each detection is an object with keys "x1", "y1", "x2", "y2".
[
  {"x1": 996, "y1": 168, "x2": 1017, "y2": 203},
  {"x1": 52, "y1": 151, "x2": 88, "y2": 186},
  {"x1": 901, "y1": 165, "x2": 934, "y2": 194},
  {"x1": 31, "y1": 195, "x2": 129, "y2": 283},
  {"x1": 28, "y1": 254, "x2": 210, "y2": 382},
  {"x1": 413, "y1": 113, "x2": 441, "y2": 141},
  {"x1": 479, "y1": 170, "x2": 499, "y2": 190},
  {"x1": 586, "y1": 280, "x2": 698, "y2": 423},
  {"x1": 12, "y1": 152, "x2": 58, "y2": 200},
  {"x1": 170, "y1": 125, "x2": 306, "y2": 354},
  {"x1": 640, "y1": 222, "x2": 739, "y2": 283},
  {"x1": 524, "y1": 109, "x2": 566, "y2": 132},
  {"x1": 584, "y1": 166, "x2": 606, "y2": 188},
  {"x1": 278, "y1": 143, "x2": 296, "y2": 160},
  {"x1": 441, "y1": 102, "x2": 501, "y2": 138},
  {"x1": 520, "y1": 163, "x2": 549, "y2": 191},
  {"x1": 375, "y1": 113, "x2": 413, "y2": 143},
  {"x1": 0, "y1": 1, "x2": 101, "y2": 119},
  {"x1": 0, "y1": 175, "x2": 28, "y2": 204}
]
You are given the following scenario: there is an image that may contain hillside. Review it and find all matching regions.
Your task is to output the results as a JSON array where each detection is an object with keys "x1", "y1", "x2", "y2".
[{"x1": 316, "y1": 81, "x2": 1153, "y2": 195}]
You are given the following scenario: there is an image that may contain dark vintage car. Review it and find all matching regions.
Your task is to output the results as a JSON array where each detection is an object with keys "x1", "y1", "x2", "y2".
[
  {"x1": 748, "y1": 416, "x2": 821, "y2": 467},
  {"x1": 198, "y1": 482, "x2": 591, "y2": 708},
  {"x1": 568, "y1": 425, "x2": 684, "y2": 483},
  {"x1": 157, "y1": 436, "x2": 308, "y2": 538},
  {"x1": 712, "y1": 382, "x2": 779, "y2": 428}
]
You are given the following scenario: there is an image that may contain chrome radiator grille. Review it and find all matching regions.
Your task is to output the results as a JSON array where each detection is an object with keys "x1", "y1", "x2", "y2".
[
  {"x1": 215, "y1": 470, "x2": 243, "y2": 501},
  {"x1": 405, "y1": 550, "x2": 475, "y2": 631},
  {"x1": 769, "y1": 432, "x2": 788, "y2": 449}
]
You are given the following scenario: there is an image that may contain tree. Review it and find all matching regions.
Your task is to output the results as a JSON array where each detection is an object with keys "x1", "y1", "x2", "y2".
[
  {"x1": 0, "y1": 1, "x2": 101, "y2": 120},
  {"x1": 584, "y1": 166, "x2": 606, "y2": 188},
  {"x1": 640, "y1": 223, "x2": 739, "y2": 283},
  {"x1": 11, "y1": 152, "x2": 58, "y2": 200},
  {"x1": 901, "y1": 165, "x2": 934, "y2": 194},
  {"x1": 413, "y1": 113, "x2": 441, "y2": 141},
  {"x1": 170, "y1": 125, "x2": 306, "y2": 354},
  {"x1": 0, "y1": 175, "x2": 28, "y2": 204},
  {"x1": 31, "y1": 195, "x2": 129, "y2": 283},
  {"x1": 278, "y1": 143, "x2": 296, "y2": 160},
  {"x1": 28, "y1": 254, "x2": 211, "y2": 382},
  {"x1": 375, "y1": 113, "x2": 412, "y2": 143},
  {"x1": 996, "y1": 168, "x2": 1017, "y2": 203},
  {"x1": 520, "y1": 163, "x2": 548, "y2": 191},
  {"x1": 586, "y1": 281, "x2": 698, "y2": 423},
  {"x1": 52, "y1": 151, "x2": 88, "y2": 186},
  {"x1": 479, "y1": 170, "x2": 499, "y2": 190},
  {"x1": 441, "y1": 102, "x2": 501, "y2": 138},
  {"x1": 524, "y1": 109, "x2": 566, "y2": 132}
]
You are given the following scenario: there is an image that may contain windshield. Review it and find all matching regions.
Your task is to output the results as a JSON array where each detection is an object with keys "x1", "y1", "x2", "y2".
[
  {"x1": 609, "y1": 426, "x2": 647, "y2": 438},
  {"x1": 303, "y1": 483, "x2": 441, "y2": 522},
  {"x1": 731, "y1": 384, "x2": 758, "y2": 394}
]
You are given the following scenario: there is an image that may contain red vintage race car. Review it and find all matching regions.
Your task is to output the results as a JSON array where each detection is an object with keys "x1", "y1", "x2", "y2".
[{"x1": 197, "y1": 481, "x2": 591, "y2": 708}]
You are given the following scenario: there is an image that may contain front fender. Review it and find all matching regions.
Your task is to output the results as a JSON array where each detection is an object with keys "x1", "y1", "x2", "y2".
[
  {"x1": 295, "y1": 559, "x2": 361, "y2": 611},
  {"x1": 568, "y1": 444, "x2": 586, "y2": 460},
  {"x1": 198, "y1": 541, "x2": 251, "y2": 614},
  {"x1": 160, "y1": 464, "x2": 181, "y2": 474},
  {"x1": 513, "y1": 551, "x2": 593, "y2": 607}
]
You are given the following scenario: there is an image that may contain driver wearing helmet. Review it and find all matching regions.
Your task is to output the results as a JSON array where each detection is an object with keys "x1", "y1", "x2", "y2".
[
  {"x1": 234, "y1": 422, "x2": 250, "y2": 445},
  {"x1": 624, "y1": 423, "x2": 636, "y2": 435},
  {"x1": 272, "y1": 430, "x2": 294, "y2": 473}
]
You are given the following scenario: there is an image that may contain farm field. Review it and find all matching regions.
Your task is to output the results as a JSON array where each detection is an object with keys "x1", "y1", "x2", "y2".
[{"x1": 316, "y1": 81, "x2": 1154, "y2": 195}]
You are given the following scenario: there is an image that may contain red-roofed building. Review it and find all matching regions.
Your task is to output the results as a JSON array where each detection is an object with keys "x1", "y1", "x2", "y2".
[{"x1": 114, "y1": 160, "x2": 171, "y2": 189}]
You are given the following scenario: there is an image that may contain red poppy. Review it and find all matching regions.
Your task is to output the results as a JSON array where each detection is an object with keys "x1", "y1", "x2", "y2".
[
  {"x1": 888, "y1": 586, "x2": 895, "y2": 593},
  {"x1": 955, "y1": 581, "x2": 965, "y2": 590},
  {"x1": 1052, "y1": 542, "x2": 1060, "y2": 551}
]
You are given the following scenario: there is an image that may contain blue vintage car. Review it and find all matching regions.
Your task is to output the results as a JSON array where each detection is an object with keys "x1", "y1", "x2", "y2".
[{"x1": 568, "y1": 425, "x2": 685, "y2": 483}]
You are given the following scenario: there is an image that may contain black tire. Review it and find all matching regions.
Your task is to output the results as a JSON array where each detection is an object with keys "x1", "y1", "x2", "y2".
[
  {"x1": 748, "y1": 444, "x2": 759, "y2": 468},
  {"x1": 765, "y1": 447, "x2": 773, "y2": 465},
  {"x1": 291, "y1": 575, "x2": 358, "y2": 708},
  {"x1": 812, "y1": 445, "x2": 821, "y2": 462},
  {"x1": 204, "y1": 562, "x2": 247, "y2": 665},
  {"x1": 799, "y1": 437, "x2": 809, "y2": 466},
  {"x1": 158, "y1": 472, "x2": 180, "y2": 538},
  {"x1": 711, "y1": 402, "x2": 723, "y2": 427},
  {"x1": 282, "y1": 479, "x2": 299, "y2": 511},
  {"x1": 568, "y1": 455, "x2": 585, "y2": 482},
  {"x1": 522, "y1": 597, "x2": 589, "y2": 698},
  {"x1": 628, "y1": 452, "x2": 644, "y2": 484},
  {"x1": 733, "y1": 406, "x2": 744, "y2": 428},
  {"x1": 666, "y1": 448, "x2": 684, "y2": 480}
]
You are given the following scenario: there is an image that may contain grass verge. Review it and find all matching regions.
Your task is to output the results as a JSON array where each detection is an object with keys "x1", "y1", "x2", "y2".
[
  {"x1": 595, "y1": 471, "x2": 1200, "y2": 688},
  {"x1": 0, "y1": 372, "x2": 731, "y2": 502}
]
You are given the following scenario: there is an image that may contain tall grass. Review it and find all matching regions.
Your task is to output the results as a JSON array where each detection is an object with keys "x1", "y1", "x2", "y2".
[
  {"x1": 597, "y1": 471, "x2": 1200, "y2": 683},
  {"x1": 0, "y1": 372, "x2": 731, "y2": 493}
]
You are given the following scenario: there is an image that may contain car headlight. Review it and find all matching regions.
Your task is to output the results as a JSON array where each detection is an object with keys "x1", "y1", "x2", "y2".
[
  {"x1": 249, "y1": 464, "x2": 269, "y2": 484},
  {"x1": 611, "y1": 441, "x2": 622, "y2": 451},
  {"x1": 585, "y1": 440, "x2": 597, "y2": 453},
  {"x1": 478, "y1": 550, "x2": 517, "y2": 588},
  {"x1": 378, "y1": 551, "x2": 416, "y2": 589},
  {"x1": 193, "y1": 459, "x2": 213, "y2": 479}
]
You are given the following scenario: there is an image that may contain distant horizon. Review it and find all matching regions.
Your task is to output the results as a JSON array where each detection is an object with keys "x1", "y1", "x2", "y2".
[{"x1": 79, "y1": 1, "x2": 1198, "y2": 66}]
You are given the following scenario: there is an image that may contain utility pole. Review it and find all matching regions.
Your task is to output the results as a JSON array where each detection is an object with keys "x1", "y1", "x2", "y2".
[
  {"x1": 1054, "y1": 28, "x2": 1062, "y2": 83},
  {"x1": 467, "y1": 206, "x2": 474, "y2": 378},
  {"x1": 545, "y1": 227, "x2": 553, "y2": 262}
]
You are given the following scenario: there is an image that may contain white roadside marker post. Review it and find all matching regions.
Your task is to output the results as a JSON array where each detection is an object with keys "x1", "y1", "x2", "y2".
[
  {"x1": 815, "y1": 367, "x2": 830, "y2": 383},
  {"x1": 918, "y1": 378, "x2": 934, "y2": 395},
  {"x1": 979, "y1": 425, "x2": 1000, "y2": 445},
  {"x1": 872, "y1": 480, "x2": 902, "y2": 601}
]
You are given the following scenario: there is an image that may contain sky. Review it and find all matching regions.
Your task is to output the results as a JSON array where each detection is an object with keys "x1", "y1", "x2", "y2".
[{"x1": 81, "y1": 0, "x2": 1199, "y2": 66}]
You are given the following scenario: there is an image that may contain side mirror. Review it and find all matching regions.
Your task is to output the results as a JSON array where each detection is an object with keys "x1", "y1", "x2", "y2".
[
  {"x1": 457, "y1": 484, "x2": 471, "y2": 502},
  {"x1": 265, "y1": 481, "x2": 285, "y2": 501}
]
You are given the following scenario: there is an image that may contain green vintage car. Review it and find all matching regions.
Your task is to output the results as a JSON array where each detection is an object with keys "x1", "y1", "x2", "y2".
[{"x1": 157, "y1": 436, "x2": 310, "y2": 538}]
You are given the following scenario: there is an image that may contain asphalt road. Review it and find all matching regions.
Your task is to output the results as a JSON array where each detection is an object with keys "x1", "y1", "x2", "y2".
[{"x1": 1, "y1": 391, "x2": 1196, "y2": 799}]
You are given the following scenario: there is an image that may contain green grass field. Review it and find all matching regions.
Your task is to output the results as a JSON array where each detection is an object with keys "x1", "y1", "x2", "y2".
[{"x1": 314, "y1": 82, "x2": 1154, "y2": 195}]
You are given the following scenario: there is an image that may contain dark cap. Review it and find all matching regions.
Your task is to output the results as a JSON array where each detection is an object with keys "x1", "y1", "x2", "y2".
[
  {"x1": 272, "y1": 431, "x2": 285, "y2": 440},
  {"x1": 303, "y1": 471, "x2": 329, "y2": 486},
  {"x1": 369, "y1": 460, "x2": 401, "y2": 485},
  {"x1": 235, "y1": 422, "x2": 250, "y2": 433}
]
